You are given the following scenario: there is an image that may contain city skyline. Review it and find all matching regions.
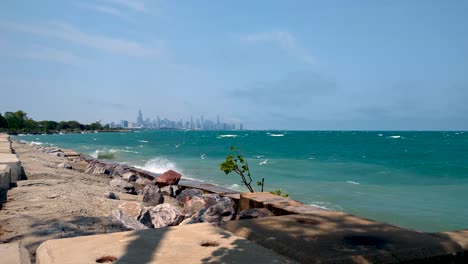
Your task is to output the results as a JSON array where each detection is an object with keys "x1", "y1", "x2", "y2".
[{"x1": 109, "y1": 110, "x2": 241, "y2": 130}]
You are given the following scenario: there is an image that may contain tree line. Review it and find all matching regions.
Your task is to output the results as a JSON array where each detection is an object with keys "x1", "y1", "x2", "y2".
[{"x1": 0, "y1": 110, "x2": 112, "y2": 134}]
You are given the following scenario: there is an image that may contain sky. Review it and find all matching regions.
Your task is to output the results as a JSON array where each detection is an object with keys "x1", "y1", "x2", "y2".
[{"x1": 1, "y1": 0, "x2": 468, "y2": 130}]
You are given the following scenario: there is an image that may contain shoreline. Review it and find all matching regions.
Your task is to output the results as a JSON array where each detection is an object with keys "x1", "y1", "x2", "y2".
[{"x1": 2, "y1": 137, "x2": 468, "y2": 263}]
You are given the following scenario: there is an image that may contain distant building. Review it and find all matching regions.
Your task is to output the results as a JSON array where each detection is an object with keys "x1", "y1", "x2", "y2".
[
  {"x1": 137, "y1": 110, "x2": 144, "y2": 127},
  {"x1": 240, "y1": 123, "x2": 243, "y2": 130},
  {"x1": 120, "y1": 120, "x2": 129, "y2": 128}
]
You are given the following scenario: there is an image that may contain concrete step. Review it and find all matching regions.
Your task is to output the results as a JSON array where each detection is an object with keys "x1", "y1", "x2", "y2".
[
  {"x1": 36, "y1": 223, "x2": 297, "y2": 264},
  {"x1": 0, "y1": 243, "x2": 31, "y2": 264}
]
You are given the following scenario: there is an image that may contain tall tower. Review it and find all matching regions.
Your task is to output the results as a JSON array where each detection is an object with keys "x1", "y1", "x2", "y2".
[
  {"x1": 137, "y1": 110, "x2": 144, "y2": 127},
  {"x1": 216, "y1": 114, "x2": 220, "y2": 130}
]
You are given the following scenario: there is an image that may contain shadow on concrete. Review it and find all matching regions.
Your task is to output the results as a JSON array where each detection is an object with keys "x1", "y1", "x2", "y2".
[
  {"x1": 115, "y1": 229, "x2": 165, "y2": 264},
  {"x1": 0, "y1": 214, "x2": 128, "y2": 263},
  {"x1": 207, "y1": 213, "x2": 468, "y2": 264}
]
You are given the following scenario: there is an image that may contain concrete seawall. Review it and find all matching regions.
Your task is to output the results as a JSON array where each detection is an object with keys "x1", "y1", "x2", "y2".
[{"x1": 0, "y1": 133, "x2": 22, "y2": 195}]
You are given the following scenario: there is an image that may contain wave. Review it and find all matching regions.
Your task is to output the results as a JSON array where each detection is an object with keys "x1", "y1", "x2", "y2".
[
  {"x1": 136, "y1": 157, "x2": 178, "y2": 174},
  {"x1": 29, "y1": 141, "x2": 43, "y2": 145},
  {"x1": 138, "y1": 140, "x2": 149, "y2": 143},
  {"x1": 388, "y1": 135, "x2": 402, "y2": 139},
  {"x1": 270, "y1": 134, "x2": 284, "y2": 137},
  {"x1": 217, "y1": 134, "x2": 238, "y2": 138},
  {"x1": 346, "y1": 181, "x2": 360, "y2": 185},
  {"x1": 90, "y1": 148, "x2": 140, "y2": 159}
]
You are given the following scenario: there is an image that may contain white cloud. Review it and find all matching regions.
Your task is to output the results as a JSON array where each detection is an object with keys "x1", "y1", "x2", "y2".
[
  {"x1": 0, "y1": 21, "x2": 158, "y2": 57},
  {"x1": 240, "y1": 30, "x2": 314, "y2": 64},
  {"x1": 81, "y1": 4, "x2": 126, "y2": 18}
]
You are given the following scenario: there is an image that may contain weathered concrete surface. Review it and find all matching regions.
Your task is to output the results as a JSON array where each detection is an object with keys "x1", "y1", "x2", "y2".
[
  {"x1": 222, "y1": 213, "x2": 467, "y2": 263},
  {"x1": 36, "y1": 223, "x2": 296, "y2": 264},
  {"x1": 0, "y1": 242, "x2": 32, "y2": 264},
  {"x1": 0, "y1": 164, "x2": 11, "y2": 190},
  {"x1": 0, "y1": 142, "x2": 138, "y2": 262},
  {"x1": 239, "y1": 192, "x2": 324, "y2": 215},
  {"x1": 0, "y1": 153, "x2": 21, "y2": 184}
]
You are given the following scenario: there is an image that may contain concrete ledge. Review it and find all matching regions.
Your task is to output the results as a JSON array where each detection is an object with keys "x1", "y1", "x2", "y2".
[
  {"x1": 0, "y1": 243, "x2": 31, "y2": 264},
  {"x1": 222, "y1": 213, "x2": 466, "y2": 263},
  {"x1": 0, "y1": 164, "x2": 11, "y2": 191},
  {"x1": 0, "y1": 153, "x2": 21, "y2": 183},
  {"x1": 239, "y1": 192, "x2": 324, "y2": 215},
  {"x1": 36, "y1": 223, "x2": 296, "y2": 264}
]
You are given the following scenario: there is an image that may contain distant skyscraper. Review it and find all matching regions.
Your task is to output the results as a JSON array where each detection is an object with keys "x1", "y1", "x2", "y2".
[
  {"x1": 201, "y1": 115, "x2": 205, "y2": 129},
  {"x1": 240, "y1": 123, "x2": 243, "y2": 130},
  {"x1": 137, "y1": 110, "x2": 144, "y2": 126},
  {"x1": 216, "y1": 114, "x2": 220, "y2": 130}
]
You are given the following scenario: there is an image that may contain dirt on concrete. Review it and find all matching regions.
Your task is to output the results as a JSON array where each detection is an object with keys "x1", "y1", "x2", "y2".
[{"x1": 0, "y1": 142, "x2": 140, "y2": 261}]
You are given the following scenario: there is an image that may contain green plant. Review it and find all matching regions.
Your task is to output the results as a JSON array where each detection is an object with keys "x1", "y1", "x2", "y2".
[
  {"x1": 220, "y1": 146, "x2": 257, "y2": 192},
  {"x1": 270, "y1": 189, "x2": 289, "y2": 198}
]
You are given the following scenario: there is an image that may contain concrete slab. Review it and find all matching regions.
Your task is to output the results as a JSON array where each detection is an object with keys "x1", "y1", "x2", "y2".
[
  {"x1": 439, "y1": 230, "x2": 468, "y2": 252},
  {"x1": 239, "y1": 192, "x2": 324, "y2": 215},
  {"x1": 0, "y1": 153, "x2": 21, "y2": 183},
  {"x1": 222, "y1": 213, "x2": 466, "y2": 263},
  {"x1": 0, "y1": 164, "x2": 11, "y2": 191},
  {"x1": 0, "y1": 243, "x2": 32, "y2": 264},
  {"x1": 36, "y1": 223, "x2": 296, "y2": 264}
]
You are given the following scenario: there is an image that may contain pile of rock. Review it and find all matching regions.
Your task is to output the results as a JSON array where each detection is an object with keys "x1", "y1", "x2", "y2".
[
  {"x1": 112, "y1": 188, "x2": 238, "y2": 230},
  {"x1": 87, "y1": 159, "x2": 273, "y2": 230}
]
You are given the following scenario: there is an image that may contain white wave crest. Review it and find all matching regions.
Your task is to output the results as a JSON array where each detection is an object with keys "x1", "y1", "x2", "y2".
[
  {"x1": 346, "y1": 181, "x2": 360, "y2": 185},
  {"x1": 29, "y1": 141, "x2": 43, "y2": 145},
  {"x1": 138, "y1": 140, "x2": 149, "y2": 143},
  {"x1": 270, "y1": 134, "x2": 284, "y2": 137},
  {"x1": 136, "y1": 157, "x2": 178, "y2": 174},
  {"x1": 388, "y1": 135, "x2": 402, "y2": 139},
  {"x1": 217, "y1": 134, "x2": 238, "y2": 138}
]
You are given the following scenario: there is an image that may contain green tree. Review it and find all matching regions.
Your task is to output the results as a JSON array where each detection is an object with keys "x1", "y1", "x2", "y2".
[
  {"x1": 220, "y1": 146, "x2": 263, "y2": 193},
  {"x1": 0, "y1": 113, "x2": 7, "y2": 129},
  {"x1": 4, "y1": 110, "x2": 29, "y2": 130}
]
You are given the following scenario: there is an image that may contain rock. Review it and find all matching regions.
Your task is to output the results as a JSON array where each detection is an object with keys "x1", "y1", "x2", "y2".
[
  {"x1": 137, "y1": 208, "x2": 154, "y2": 228},
  {"x1": 142, "y1": 185, "x2": 164, "y2": 206},
  {"x1": 179, "y1": 195, "x2": 236, "y2": 225},
  {"x1": 122, "y1": 172, "x2": 137, "y2": 182},
  {"x1": 57, "y1": 162, "x2": 72, "y2": 169},
  {"x1": 203, "y1": 197, "x2": 236, "y2": 225},
  {"x1": 156, "y1": 170, "x2": 182, "y2": 187},
  {"x1": 142, "y1": 203, "x2": 185, "y2": 228},
  {"x1": 56, "y1": 152, "x2": 65, "y2": 158},
  {"x1": 110, "y1": 178, "x2": 136, "y2": 194},
  {"x1": 237, "y1": 208, "x2": 274, "y2": 220},
  {"x1": 112, "y1": 164, "x2": 131, "y2": 177},
  {"x1": 176, "y1": 189, "x2": 203, "y2": 204},
  {"x1": 104, "y1": 191, "x2": 120, "y2": 200},
  {"x1": 117, "y1": 202, "x2": 143, "y2": 218},
  {"x1": 46, "y1": 194, "x2": 60, "y2": 199},
  {"x1": 163, "y1": 196, "x2": 183, "y2": 211},
  {"x1": 160, "y1": 186, "x2": 174, "y2": 197},
  {"x1": 112, "y1": 209, "x2": 148, "y2": 230},
  {"x1": 183, "y1": 196, "x2": 210, "y2": 216},
  {"x1": 135, "y1": 177, "x2": 153, "y2": 186}
]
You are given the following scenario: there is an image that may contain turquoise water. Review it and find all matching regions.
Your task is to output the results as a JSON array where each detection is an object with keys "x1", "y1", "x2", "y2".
[{"x1": 17, "y1": 130, "x2": 468, "y2": 232}]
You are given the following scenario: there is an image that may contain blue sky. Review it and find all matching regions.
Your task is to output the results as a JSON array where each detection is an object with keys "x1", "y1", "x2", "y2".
[{"x1": 1, "y1": 0, "x2": 467, "y2": 130}]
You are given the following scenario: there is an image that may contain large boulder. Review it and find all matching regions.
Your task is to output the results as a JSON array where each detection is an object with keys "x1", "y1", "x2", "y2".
[
  {"x1": 183, "y1": 194, "x2": 219, "y2": 216},
  {"x1": 180, "y1": 195, "x2": 236, "y2": 226},
  {"x1": 140, "y1": 204, "x2": 185, "y2": 228},
  {"x1": 117, "y1": 202, "x2": 143, "y2": 218},
  {"x1": 135, "y1": 177, "x2": 153, "y2": 186},
  {"x1": 155, "y1": 170, "x2": 182, "y2": 187},
  {"x1": 112, "y1": 209, "x2": 148, "y2": 230},
  {"x1": 237, "y1": 208, "x2": 274, "y2": 220},
  {"x1": 203, "y1": 197, "x2": 236, "y2": 225},
  {"x1": 142, "y1": 185, "x2": 164, "y2": 206},
  {"x1": 122, "y1": 172, "x2": 137, "y2": 182},
  {"x1": 110, "y1": 178, "x2": 136, "y2": 194},
  {"x1": 176, "y1": 189, "x2": 203, "y2": 204},
  {"x1": 160, "y1": 186, "x2": 174, "y2": 197}
]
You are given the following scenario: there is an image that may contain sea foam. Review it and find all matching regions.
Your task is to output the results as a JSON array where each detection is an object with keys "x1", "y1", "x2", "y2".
[{"x1": 136, "y1": 157, "x2": 178, "y2": 174}]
